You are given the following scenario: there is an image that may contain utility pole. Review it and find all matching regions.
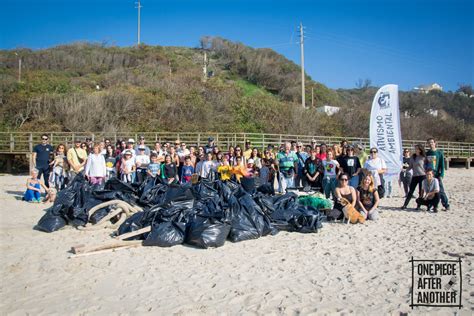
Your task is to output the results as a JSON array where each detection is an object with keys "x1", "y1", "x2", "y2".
[
  {"x1": 202, "y1": 50, "x2": 208, "y2": 82},
  {"x1": 14, "y1": 52, "x2": 21, "y2": 83},
  {"x1": 311, "y1": 87, "x2": 314, "y2": 107},
  {"x1": 136, "y1": 0, "x2": 142, "y2": 46},
  {"x1": 299, "y1": 22, "x2": 305, "y2": 108}
]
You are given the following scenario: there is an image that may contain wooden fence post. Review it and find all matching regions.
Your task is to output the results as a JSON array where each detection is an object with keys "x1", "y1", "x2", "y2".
[
  {"x1": 10, "y1": 133, "x2": 14, "y2": 152},
  {"x1": 29, "y1": 133, "x2": 33, "y2": 152}
]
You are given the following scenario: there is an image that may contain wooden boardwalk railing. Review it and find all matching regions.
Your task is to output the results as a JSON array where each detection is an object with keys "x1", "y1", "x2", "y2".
[{"x1": 1, "y1": 132, "x2": 473, "y2": 158}]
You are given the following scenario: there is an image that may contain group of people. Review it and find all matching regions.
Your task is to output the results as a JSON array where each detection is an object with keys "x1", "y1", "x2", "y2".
[{"x1": 25, "y1": 134, "x2": 449, "y2": 216}]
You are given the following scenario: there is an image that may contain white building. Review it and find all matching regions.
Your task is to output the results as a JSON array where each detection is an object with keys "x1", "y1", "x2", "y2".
[
  {"x1": 316, "y1": 105, "x2": 340, "y2": 116},
  {"x1": 413, "y1": 83, "x2": 443, "y2": 94}
]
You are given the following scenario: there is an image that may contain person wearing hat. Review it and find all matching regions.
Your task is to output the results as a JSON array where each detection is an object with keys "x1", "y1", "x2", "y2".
[
  {"x1": 122, "y1": 138, "x2": 136, "y2": 157},
  {"x1": 135, "y1": 145, "x2": 150, "y2": 183},
  {"x1": 120, "y1": 150, "x2": 136, "y2": 183},
  {"x1": 67, "y1": 138, "x2": 88, "y2": 181},
  {"x1": 134, "y1": 135, "x2": 150, "y2": 156},
  {"x1": 204, "y1": 137, "x2": 215, "y2": 155}
]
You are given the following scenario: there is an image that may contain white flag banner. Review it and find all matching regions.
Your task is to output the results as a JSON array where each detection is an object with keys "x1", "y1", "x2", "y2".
[{"x1": 369, "y1": 84, "x2": 403, "y2": 179}]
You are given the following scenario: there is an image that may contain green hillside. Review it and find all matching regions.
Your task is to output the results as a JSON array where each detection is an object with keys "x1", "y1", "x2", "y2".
[{"x1": 0, "y1": 38, "x2": 472, "y2": 141}]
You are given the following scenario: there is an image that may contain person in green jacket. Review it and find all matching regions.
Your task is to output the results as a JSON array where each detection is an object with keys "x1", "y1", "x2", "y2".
[{"x1": 426, "y1": 138, "x2": 450, "y2": 210}]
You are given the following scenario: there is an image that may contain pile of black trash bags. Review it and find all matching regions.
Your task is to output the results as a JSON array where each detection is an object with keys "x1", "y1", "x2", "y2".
[{"x1": 35, "y1": 173, "x2": 326, "y2": 249}]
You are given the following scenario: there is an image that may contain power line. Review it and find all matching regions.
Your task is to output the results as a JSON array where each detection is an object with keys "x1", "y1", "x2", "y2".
[{"x1": 299, "y1": 22, "x2": 306, "y2": 108}]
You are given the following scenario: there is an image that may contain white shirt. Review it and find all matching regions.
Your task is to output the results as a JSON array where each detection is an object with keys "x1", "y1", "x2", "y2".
[
  {"x1": 177, "y1": 148, "x2": 190, "y2": 162},
  {"x1": 199, "y1": 160, "x2": 216, "y2": 178},
  {"x1": 364, "y1": 157, "x2": 387, "y2": 187},
  {"x1": 85, "y1": 153, "x2": 106, "y2": 177},
  {"x1": 135, "y1": 154, "x2": 150, "y2": 168}
]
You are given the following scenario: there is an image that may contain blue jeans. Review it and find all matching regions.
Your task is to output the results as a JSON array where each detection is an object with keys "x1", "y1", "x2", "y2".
[
  {"x1": 24, "y1": 189, "x2": 41, "y2": 201},
  {"x1": 384, "y1": 178, "x2": 393, "y2": 197},
  {"x1": 322, "y1": 176, "x2": 337, "y2": 199},
  {"x1": 349, "y1": 175, "x2": 359, "y2": 188},
  {"x1": 436, "y1": 176, "x2": 449, "y2": 208}
]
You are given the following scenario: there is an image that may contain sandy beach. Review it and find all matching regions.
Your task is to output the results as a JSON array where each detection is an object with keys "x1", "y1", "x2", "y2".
[{"x1": 0, "y1": 168, "x2": 473, "y2": 315}]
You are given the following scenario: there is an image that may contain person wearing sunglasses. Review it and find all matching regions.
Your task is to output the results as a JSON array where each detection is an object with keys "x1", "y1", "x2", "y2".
[
  {"x1": 32, "y1": 134, "x2": 54, "y2": 188},
  {"x1": 329, "y1": 173, "x2": 357, "y2": 221},
  {"x1": 363, "y1": 147, "x2": 387, "y2": 191}
]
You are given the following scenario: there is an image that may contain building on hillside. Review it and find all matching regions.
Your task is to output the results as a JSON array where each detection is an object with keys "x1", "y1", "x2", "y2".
[
  {"x1": 316, "y1": 105, "x2": 340, "y2": 116},
  {"x1": 413, "y1": 83, "x2": 443, "y2": 93}
]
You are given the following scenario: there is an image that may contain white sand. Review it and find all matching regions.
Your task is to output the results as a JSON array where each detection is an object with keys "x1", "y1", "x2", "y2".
[{"x1": 0, "y1": 169, "x2": 473, "y2": 315}]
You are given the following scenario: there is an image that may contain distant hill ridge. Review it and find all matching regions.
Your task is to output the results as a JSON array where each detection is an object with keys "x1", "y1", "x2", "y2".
[{"x1": 0, "y1": 37, "x2": 472, "y2": 141}]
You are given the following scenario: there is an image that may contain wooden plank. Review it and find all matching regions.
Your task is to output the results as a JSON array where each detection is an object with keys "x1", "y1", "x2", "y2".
[
  {"x1": 115, "y1": 226, "x2": 151, "y2": 240},
  {"x1": 71, "y1": 240, "x2": 142, "y2": 254}
]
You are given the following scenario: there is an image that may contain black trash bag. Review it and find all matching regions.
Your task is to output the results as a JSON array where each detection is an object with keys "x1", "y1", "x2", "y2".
[
  {"x1": 193, "y1": 197, "x2": 227, "y2": 221},
  {"x1": 104, "y1": 177, "x2": 136, "y2": 194},
  {"x1": 256, "y1": 183, "x2": 275, "y2": 195},
  {"x1": 89, "y1": 206, "x2": 111, "y2": 224},
  {"x1": 240, "y1": 177, "x2": 256, "y2": 195},
  {"x1": 192, "y1": 180, "x2": 219, "y2": 201},
  {"x1": 253, "y1": 193, "x2": 277, "y2": 216},
  {"x1": 139, "y1": 183, "x2": 168, "y2": 206},
  {"x1": 228, "y1": 193, "x2": 275, "y2": 242},
  {"x1": 163, "y1": 183, "x2": 194, "y2": 204},
  {"x1": 92, "y1": 189, "x2": 137, "y2": 205},
  {"x1": 272, "y1": 192, "x2": 299, "y2": 210},
  {"x1": 271, "y1": 205, "x2": 323, "y2": 233},
  {"x1": 137, "y1": 175, "x2": 160, "y2": 197},
  {"x1": 117, "y1": 210, "x2": 157, "y2": 240},
  {"x1": 185, "y1": 216, "x2": 231, "y2": 249},
  {"x1": 143, "y1": 221, "x2": 186, "y2": 247},
  {"x1": 35, "y1": 212, "x2": 67, "y2": 233}
]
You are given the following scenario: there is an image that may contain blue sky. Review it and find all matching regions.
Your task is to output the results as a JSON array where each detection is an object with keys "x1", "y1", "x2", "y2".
[{"x1": 1, "y1": 0, "x2": 473, "y2": 91}]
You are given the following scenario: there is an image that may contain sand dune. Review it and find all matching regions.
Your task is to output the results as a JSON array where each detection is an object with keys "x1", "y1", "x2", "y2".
[{"x1": 1, "y1": 169, "x2": 473, "y2": 315}]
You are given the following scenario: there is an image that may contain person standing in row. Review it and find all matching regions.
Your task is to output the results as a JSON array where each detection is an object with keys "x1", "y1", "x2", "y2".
[
  {"x1": 276, "y1": 142, "x2": 298, "y2": 193},
  {"x1": 67, "y1": 139, "x2": 88, "y2": 181},
  {"x1": 32, "y1": 134, "x2": 53, "y2": 188},
  {"x1": 426, "y1": 138, "x2": 450, "y2": 210},
  {"x1": 84, "y1": 144, "x2": 106, "y2": 185},
  {"x1": 401, "y1": 144, "x2": 426, "y2": 210},
  {"x1": 399, "y1": 148, "x2": 412, "y2": 197},
  {"x1": 339, "y1": 146, "x2": 362, "y2": 188}
]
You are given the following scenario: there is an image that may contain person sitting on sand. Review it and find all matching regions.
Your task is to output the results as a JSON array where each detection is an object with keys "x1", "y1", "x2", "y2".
[
  {"x1": 328, "y1": 173, "x2": 357, "y2": 220},
  {"x1": 415, "y1": 168, "x2": 440, "y2": 212},
  {"x1": 23, "y1": 169, "x2": 47, "y2": 203},
  {"x1": 357, "y1": 173, "x2": 380, "y2": 220}
]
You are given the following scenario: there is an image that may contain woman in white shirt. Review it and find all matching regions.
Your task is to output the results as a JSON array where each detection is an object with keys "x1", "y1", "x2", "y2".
[
  {"x1": 85, "y1": 144, "x2": 106, "y2": 185},
  {"x1": 363, "y1": 147, "x2": 387, "y2": 188}
]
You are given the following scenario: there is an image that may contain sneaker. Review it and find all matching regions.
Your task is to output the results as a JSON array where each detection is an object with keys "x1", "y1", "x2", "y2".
[
  {"x1": 444, "y1": 205, "x2": 450, "y2": 211},
  {"x1": 426, "y1": 206, "x2": 431, "y2": 212},
  {"x1": 433, "y1": 208, "x2": 438, "y2": 213},
  {"x1": 416, "y1": 205, "x2": 421, "y2": 211}
]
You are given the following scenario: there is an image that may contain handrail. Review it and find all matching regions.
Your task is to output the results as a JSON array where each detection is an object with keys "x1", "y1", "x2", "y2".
[{"x1": 0, "y1": 132, "x2": 473, "y2": 157}]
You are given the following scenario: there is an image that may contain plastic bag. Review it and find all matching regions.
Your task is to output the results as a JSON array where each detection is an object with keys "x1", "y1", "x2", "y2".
[
  {"x1": 185, "y1": 216, "x2": 231, "y2": 249},
  {"x1": 35, "y1": 212, "x2": 67, "y2": 233},
  {"x1": 143, "y1": 221, "x2": 186, "y2": 247},
  {"x1": 228, "y1": 193, "x2": 274, "y2": 242}
]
